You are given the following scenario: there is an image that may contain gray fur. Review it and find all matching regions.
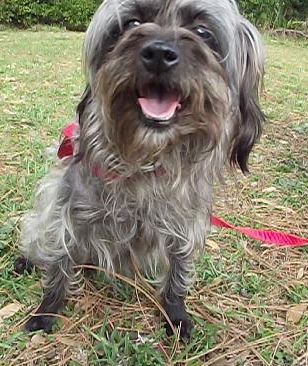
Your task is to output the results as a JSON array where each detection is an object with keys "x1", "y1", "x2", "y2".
[{"x1": 19, "y1": 0, "x2": 264, "y2": 334}]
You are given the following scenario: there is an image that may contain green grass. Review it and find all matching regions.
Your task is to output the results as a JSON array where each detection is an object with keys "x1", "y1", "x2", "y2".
[{"x1": 0, "y1": 30, "x2": 307, "y2": 366}]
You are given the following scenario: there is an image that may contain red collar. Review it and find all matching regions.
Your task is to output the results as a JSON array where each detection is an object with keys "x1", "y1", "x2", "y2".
[
  {"x1": 58, "y1": 123, "x2": 166, "y2": 180},
  {"x1": 57, "y1": 123, "x2": 76, "y2": 160}
]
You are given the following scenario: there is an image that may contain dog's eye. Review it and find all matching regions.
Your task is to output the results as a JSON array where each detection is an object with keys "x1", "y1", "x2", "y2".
[
  {"x1": 194, "y1": 25, "x2": 212, "y2": 41},
  {"x1": 125, "y1": 19, "x2": 142, "y2": 30}
]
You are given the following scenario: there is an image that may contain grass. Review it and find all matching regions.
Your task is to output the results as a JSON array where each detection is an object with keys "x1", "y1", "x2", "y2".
[{"x1": 0, "y1": 29, "x2": 307, "y2": 365}]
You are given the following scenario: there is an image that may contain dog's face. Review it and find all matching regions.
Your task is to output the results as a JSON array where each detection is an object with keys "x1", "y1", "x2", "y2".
[{"x1": 79, "y1": 0, "x2": 264, "y2": 171}]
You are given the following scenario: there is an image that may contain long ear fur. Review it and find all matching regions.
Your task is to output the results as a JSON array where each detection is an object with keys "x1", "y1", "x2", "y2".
[
  {"x1": 76, "y1": 84, "x2": 92, "y2": 130},
  {"x1": 73, "y1": 84, "x2": 92, "y2": 162},
  {"x1": 230, "y1": 19, "x2": 265, "y2": 173}
]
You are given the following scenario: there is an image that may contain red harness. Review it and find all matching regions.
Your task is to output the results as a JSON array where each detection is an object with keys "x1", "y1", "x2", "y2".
[{"x1": 58, "y1": 123, "x2": 308, "y2": 247}]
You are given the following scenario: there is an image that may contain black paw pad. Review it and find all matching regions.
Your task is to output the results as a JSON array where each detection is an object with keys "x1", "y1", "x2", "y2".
[{"x1": 24, "y1": 315, "x2": 54, "y2": 333}]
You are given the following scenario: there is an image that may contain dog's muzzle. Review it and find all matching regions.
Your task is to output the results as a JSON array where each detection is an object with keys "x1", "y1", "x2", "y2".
[{"x1": 138, "y1": 40, "x2": 181, "y2": 129}]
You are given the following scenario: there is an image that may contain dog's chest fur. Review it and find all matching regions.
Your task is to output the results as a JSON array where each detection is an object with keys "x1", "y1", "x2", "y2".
[{"x1": 59, "y1": 157, "x2": 212, "y2": 273}]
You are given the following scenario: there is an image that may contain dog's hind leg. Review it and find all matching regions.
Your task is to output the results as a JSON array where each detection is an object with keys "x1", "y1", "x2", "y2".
[
  {"x1": 161, "y1": 253, "x2": 193, "y2": 341},
  {"x1": 24, "y1": 255, "x2": 74, "y2": 333}
]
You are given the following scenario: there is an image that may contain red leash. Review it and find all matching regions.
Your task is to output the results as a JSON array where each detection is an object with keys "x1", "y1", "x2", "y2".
[
  {"x1": 211, "y1": 215, "x2": 308, "y2": 247},
  {"x1": 58, "y1": 123, "x2": 308, "y2": 247}
]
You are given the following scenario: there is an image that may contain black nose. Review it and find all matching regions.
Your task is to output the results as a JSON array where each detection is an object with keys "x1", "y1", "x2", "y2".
[{"x1": 141, "y1": 41, "x2": 179, "y2": 73}]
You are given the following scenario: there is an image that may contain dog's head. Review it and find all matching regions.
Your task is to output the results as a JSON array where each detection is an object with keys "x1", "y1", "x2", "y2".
[{"x1": 78, "y1": 0, "x2": 264, "y2": 172}]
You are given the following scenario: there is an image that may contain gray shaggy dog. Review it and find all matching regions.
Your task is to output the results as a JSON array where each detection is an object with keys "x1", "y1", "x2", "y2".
[{"x1": 15, "y1": 0, "x2": 264, "y2": 340}]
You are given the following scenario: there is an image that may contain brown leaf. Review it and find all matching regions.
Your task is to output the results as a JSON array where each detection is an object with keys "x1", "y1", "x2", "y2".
[
  {"x1": 74, "y1": 296, "x2": 97, "y2": 312},
  {"x1": 207, "y1": 239, "x2": 220, "y2": 251},
  {"x1": 286, "y1": 304, "x2": 307, "y2": 324},
  {"x1": 57, "y1": 335, "x2": 81, "y2": 347},
  {"x1": 31, "y1": 334, "x2": 46, "y2": 345},
  {"x1": 210, "y1": 277, "x2": 223, "y2": 288},
  {"x1": 262, "y1": 187, "x2": 278, "y2": 193},
  {"x1": 0, "y1": 302, "x2": 23, "y2": 325},
  {"x1": 296, "y1": 268, "x2": 304, "y2": 280}
]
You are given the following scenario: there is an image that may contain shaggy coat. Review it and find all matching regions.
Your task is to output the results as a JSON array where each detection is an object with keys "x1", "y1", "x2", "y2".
[{"x1": 17, "y1": 0, "x2": 264, "y2": 339}]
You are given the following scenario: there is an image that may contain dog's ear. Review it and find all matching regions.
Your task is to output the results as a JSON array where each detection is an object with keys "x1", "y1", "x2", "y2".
[
  {"x1": 76, "y1": 84, "x2": 92, "y2": 129},
  {"x1": 74, "y1": 84, "x2": 92, "y2": 162},
  {"x1": 230, "y1": 19, "x2": 265, "y2": 173}
]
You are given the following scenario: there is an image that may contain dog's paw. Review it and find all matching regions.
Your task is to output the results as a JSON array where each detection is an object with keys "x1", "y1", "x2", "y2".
[
  {"x1": 24, "y1": 315, "x2": 54, "y2": 333},
  {"x1": 165, "y1": 312, "x2": 193, "y2": 342},
  {"x1": 163, "y1": 297, "x2": 193, "y2": 341},
  {"x1": 14, "y1": 257, "x2": 34, "y2": 274}
]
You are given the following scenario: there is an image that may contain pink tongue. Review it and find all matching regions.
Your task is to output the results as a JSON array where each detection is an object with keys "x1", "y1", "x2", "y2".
[{"x1": 138, "y1": 95, "x2": 180, "y2": 120}]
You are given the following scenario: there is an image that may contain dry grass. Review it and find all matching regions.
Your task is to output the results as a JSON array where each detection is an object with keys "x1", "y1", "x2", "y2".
[{"x1": 0, "y1": 30, "x2": 307, "y2": 365}]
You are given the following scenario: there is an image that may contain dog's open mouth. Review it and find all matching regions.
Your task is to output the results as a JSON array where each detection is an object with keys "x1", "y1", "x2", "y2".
[{"x1": 138, "y1": 85, "x2": 181, "y2": 128}]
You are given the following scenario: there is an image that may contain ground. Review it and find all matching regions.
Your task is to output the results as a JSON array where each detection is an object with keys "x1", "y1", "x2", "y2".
[{"x1": 0, "y1": 29, "x2": 307, "y2": 366}]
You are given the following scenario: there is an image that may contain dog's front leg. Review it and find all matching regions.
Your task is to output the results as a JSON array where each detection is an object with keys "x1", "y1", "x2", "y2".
[
  {"x1": 161, "y1": 252, "x2": 193, "y2": 341},
  {"x1": 24, "y1": 256, "x2": 73, "y2": 332}
]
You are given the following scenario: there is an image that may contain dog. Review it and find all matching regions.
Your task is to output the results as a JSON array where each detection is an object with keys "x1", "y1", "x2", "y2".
[{"x1": 15, "y1": 0, "x2": 264, "y2": 340}]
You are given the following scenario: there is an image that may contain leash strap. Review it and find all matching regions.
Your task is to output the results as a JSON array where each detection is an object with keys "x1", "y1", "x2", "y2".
[{"x1": 211, "y1": 215, "x2": 308, "y2": 247}]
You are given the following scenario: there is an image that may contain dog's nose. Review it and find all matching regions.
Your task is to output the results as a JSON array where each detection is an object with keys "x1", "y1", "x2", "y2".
[{"x1": 141, "y1": 41, "x2": 179, "y2": 73}]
